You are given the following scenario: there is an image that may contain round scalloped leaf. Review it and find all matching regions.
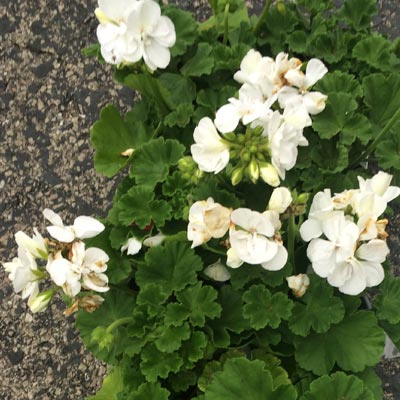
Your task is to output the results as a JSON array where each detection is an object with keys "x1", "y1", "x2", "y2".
[
  {"x1": 136, "y1": 242, "x2": 203, "y2": 296},
  {"x1": 300, "y1": 372, "x2": 374, "y2": 400},
  {"x1": 204, "y1": 358, "x2": 297, "y2": 400},
  {"x1": 374, "y1": 276, "x2": 400, "y2": 324},
  {"x1": 242, "y1": 285, "x2": 293, "y2": 330},
  {"x1": 288, "y1": 278, "x2": 345, "y2": 337},
  {"x1": 294, "y1": 311, "x2": 385, "y2": 375},
  {"x1": 129, "y1": 382, "x2": 170, "y2": 400},
  {"x1": 315, "y1": 71, "x2": 363, "y2": 98}
]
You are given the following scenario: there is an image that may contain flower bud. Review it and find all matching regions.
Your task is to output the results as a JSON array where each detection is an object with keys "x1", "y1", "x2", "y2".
[
  {"x1": 268, "y1": 187, "x2": 292, "y2": 214},
  {"x1": 248, "y1": 159, "x2": 260, "y2": 183},
  {"x1": 223, "y1": 132, "x2": 237, "y2": 142},
  {"x1": 296, "y1": 193, "x2": 310, "y2": 204},
  {"x1": 204, "y1": 259, "x2": 231, "y2": 282},
  {"x1": 94, "y1": 8, "x2": 113, "y2": 24},
  {"x1": 286, "y1": 274, "x2": 310, "y2": 298},
  {"x1": 231, "y1": 167, "x2": 244, "y2": 186},
  {"x1": 143, "y1": 233, "x2": 166, "y2": 247},
  {"x1": 259, "y1": 163, "x2": 280, "y2": 187},
  {"x1": 28, "y1": 290, "x2": 54, "y2": 313},
  {"x1": 277, "y1": 1, "x2": 286, "y2": 14}
]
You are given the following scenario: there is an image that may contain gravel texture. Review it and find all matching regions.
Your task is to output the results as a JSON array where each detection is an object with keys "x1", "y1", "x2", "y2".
[{"x1": 0, "y1": 0, "x2": 399, "y2": 399}]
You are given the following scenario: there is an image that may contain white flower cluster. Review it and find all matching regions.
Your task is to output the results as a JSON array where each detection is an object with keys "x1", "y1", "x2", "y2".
[
  {"x1": 3, "y1": 209, "x2": 108, "y2": 313},
  {"x1": 191, "y1": 49, "x2": 328, "y2": 186},
  {"x1": 95, "y1": 0, "x2": 176, "y2": 70},
  {"x1": 300, "y1": 171, "x2": 400, "y2": 295},
  {"x1": 187, "y1": 188, "x2": 292, "y2": 275}
]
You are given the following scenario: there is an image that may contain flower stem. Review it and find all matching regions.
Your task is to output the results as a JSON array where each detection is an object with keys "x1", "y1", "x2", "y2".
[
  {"x1": 253, "y1": 0, "x2": 273, "y2": 35},
  {"x1": 223, "y1": 4, "x2": 230, "y2": 45},
  {"x1": 202, "y1": 243, "x2": 227, "y2": 256},
  {"x1": 106, "y1": 317, "x2": 132, "y2": 334},
  {"x1": 348, "y1": 107, "x2": 400, "y2": 169},
  {"x1": 288, "y1": 214, "x2": 296, "y2": 273}
]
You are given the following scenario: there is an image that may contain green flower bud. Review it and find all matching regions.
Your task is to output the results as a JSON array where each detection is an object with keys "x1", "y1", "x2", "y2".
[
  {"x1": 249, "y1": 145, "x2": 258, "y2": 154},
  {"x1": 231, "y1": 167, "x2": 244, "y2": 186},
  {"x1": 237, "y1": 134, "x2": 246, "y2": 144},
  {"x1": 248, "y1": 159, "x2": 260, "y2": 183},
  {"x1": 242, "y1": 152, "x2": 251, "y2": 162},
  {"x1": 224, "y1": 132, "x2": 237, "y2": 142},
  {"x1": 277, "y1": 1, "x2": 285, "y2": 14},
  {"x1": 297, "y1": 193, "x2": 310, "y2": 204}
]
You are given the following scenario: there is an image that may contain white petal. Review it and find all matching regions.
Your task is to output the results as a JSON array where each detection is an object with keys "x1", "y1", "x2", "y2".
[
  {"x1": 82, "y1": 272, "x2": 109, "y2": 293},
  {"x1": 214, "y1": 103, "x2": 240, "y2": 133},
  {"x1": 268, "y1": 187, "x2": 292, "y2": 213},
  {"x1": 300, "y1": 219, "x2": 323, "y2": 242},
  {"x1": 338, "y1": 260, "x2": 367, "y2": 295},
  {"x1": 47, "y1": 258, "x2": 72, "y2": 286},
  {"x1": 126, "y1": 238, "x2": 143, "y2": 256},
  {"x1": 226, "y1": 248, "x2": 244, "y2": 269},
  {"x1": 47, "y1": 225, "x2": 75, "y2": 243},
  {"x1": 303, "y1": 92, "x2": 327, "y2": 115},
  {"x1": 140, "y1": 0, "x2": 161, "y2": 28},
  {"x1": 307, "y1": 238, "x2": 335, "y2": 262},
  {"x1": 143, "y1": 39, "x2": 171, "y2": 70},
  {"x1": 231, "y1": 208, "x2": 275, "y2": 237},
  {"x1": 73, "y1": 216, "x2": 105, "y2": 239},
  {"x1": 84, "y1": 247, "x2": 110, "y2": 272},
  {"x1": 261, "y1": 244, "x2": 287, "y2": 271},
  {"x1": 143, "y1": 233, "x2": 165, "y2": 247},
  {"x1": 362, "y1": 261, "x2": 385, "y2": 287},
  {"x1": 305, "y1": 59, "x2": 328, "y2": 88},
  {"x1": 43, "y1": 208, "x2": 64, "y2": 226},
  {"x1": 284, "y1": 69, "x2": 306, "y2": 88},
  {"x1": 204, "y1": 260, "x2": 231, "y2": 282},
  {"x1": 356, "y1": 239, "x2": 389, "y2": 263},
  {"x1": 327, "y1": 262, "x2": 352, "y2": 287}
]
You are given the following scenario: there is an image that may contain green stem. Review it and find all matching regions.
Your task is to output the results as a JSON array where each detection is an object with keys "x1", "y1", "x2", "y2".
[
  {"x1": 253, "y1": 0, "x2": 273, "y2": 35},
  {"x1": 223, "y1": 4, "x2": 230, "y2": 45},
  {"x1": 288, "y1": 215, "x2": 296, "y2": 273},
  {"x1": 348, "y1": 107, "x2": 400, "y2": 169},
  {"x1": 202, "y1": 243, "x2": 227, "y2": 256},
  {"x1": 208, "y1": 0, "x2": 218, "y2": 15},
  {"x1": 106, "y1": 317, "x2": 132, "y2": 334}
]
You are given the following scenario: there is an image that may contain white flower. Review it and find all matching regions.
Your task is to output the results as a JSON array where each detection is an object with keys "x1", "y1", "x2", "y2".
[
  {"x1": 96, "y1": 0, "x2": 143, "y2": 64},
  {"x1": 278, "y1": 58, "x2": 328, "y2": 115},
  {"x1": 305, "y1": 212, "x2": 389, "y2": 295},
  {"x1": 47, "y1": 242, "x2": 109, "y2": 297},
  {"x1": 286, "y1": 274, "x2": 310, "y2": 298},
  {"x1": 128, "y1": 0, "x2": 176, "y2": 71},
  {"x1": 358, "y1": 171, "x2": 400, "y2": 203},
  {"x1": 204, "y1": 259, "x2": 231, "y2": 282},
  {"x1": 191, "y1": 118, "x2": 230, "y2": 174},
  {"x1": 188, "y1": 198, "x2": 231, "y2": 248},
  {"x1": 43, "y1": 208, "x2": 105, "y2": 243},
  {"x1": 214, "y1": 84, "x2": 275, "y2": 133},
  {"x1": 15, "y1": 228, "x2": 48, "y2": 259},
  {"x1": 96, "y1": 0, "x2": 176, "y2": 70},
  {"x1": 268, "y1": 187, "x2": 292, "y2": 214},
  {"x1": 229, "y1": 208, "x2": 287, "y2": 270},
  {"x1": 3, "y1": 247, "x2": 40, "y2": 301},
  {"x1": 121, "y1": 237, "x2": 142, "y2": 255}
]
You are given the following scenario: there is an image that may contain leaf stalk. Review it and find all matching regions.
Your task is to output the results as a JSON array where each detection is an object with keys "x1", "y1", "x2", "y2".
[{"x1": 253, "y1": 0, "x2": 273, "y2": 35}]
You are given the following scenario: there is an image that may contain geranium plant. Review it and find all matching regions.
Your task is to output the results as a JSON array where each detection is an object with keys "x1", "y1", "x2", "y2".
[{"x1": 4, "y1": 0, "x2": 400, "y2": 398}]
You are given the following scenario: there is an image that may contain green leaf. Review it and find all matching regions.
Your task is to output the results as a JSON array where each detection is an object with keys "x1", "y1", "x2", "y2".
[
  {"x1": 164, "y1": 303, "x2": 190, "y2": 327},
  {"x1": 90, "y1": 105, "x2": 150, "y2": 177},
  {"x1": 129, "y1": 382, "x2": 169, "y2": 400},
  {"x1": 356, "y1": 368, "x2": 383, "y2": 400},
  {"x1": 288, "y1": 278, "x2": 345, "y2": 336},
  {"x1": 307, "y1": 30, "x2": 348, "y2": 64},
  {"x1": 176, "y1": 283, "x2": 222, "y2": 327},
  {"x1": 181, "y1": 43, "x2": 215, "y2": 77},
  {"x1": 375, "y1": 276, "x2": 400, "y2": 324},
  {"x1": 162, "y1": 6, "x2": 198, "y2": 57},
  {"x1": 310, "y1": 139, "x2": 349, "y2": 173},
  {"x1": 140, "y1": 344, "x2": 183, "y2": 382},
  {"x1": 312, "y1": 92, "x2": 358, "y2": 139},
  {"x1": 168, "y1": 370, "x2": 198, "y2": 393},
  {"x1": 136, "y1": 241, "x2": 203, "y2": 296},
  {"x1": 130, "y1": 138, "x2": 185, "y2": 188},
  {"x1": 204, "y1": 358, "x2": 297, "y2": 400},
  {"x1": 76, "y1": 290, "x2": 135, "y2": 363},
  {"x1": 87, "y1": 367, "x2": 124, "y2": 400},
  {"x1": 339, "y1": 0, "x2": 377, "y2": 30},
  {"x1": 286, "y1": 30, "x2": 308, "y2": 53},
  {"x1": 154, "y1": 322, "x2": 191, "y2": 353},
  {"x1": 197, "y1": 86, "x2": 237, "y2": 113},
  {"x1": 115, "y1": 186, "x2": 172, "y2": 228},
  {"x1": 209, "y1": 286, "x2": 250, "y2": 348},
  {"x1": 136, "y1": 284, "x2": 168, "y2": 318},
  {"x1": 300, "y1": 371, "x2": 374, "y2": 400},
  {"x1": 294, "y1": 311, "x2": 385, "y2": 375},
  {"x1": 341, "y1": 114, "x2": 373, "y2": 145},
  {"x1": 353, "y1": 34, "x2": 395, "y2": 72},
  {"x1": 363, "y1": 73, "x2": 400, "y2": 126},
  {"x1": 158, "y1": 73, "x2": 196, "y2": 108},
  {"x1": 164, "y1": 103, "x2": 194, "y2": 128},
  {"x1": 242, "y1": 285, "x2": 293, "y2": 330},
  {"x1": 315, "y1": 71, "x2": 363, "y2": 98},
  {"x1": 193, "y1": 179, "x2": 241, "y2": 208},
  {"x1": 376, "y1": 131, "x2": 400, "y2": 169},
  {"x1": 295, "y1": 0, "x2": 333, "y2": 13},
  {"x1": 179, "y1": 330, "x2": 208, "y2": 365}
]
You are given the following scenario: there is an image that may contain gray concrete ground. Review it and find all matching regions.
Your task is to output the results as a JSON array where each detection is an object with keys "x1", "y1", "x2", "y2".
[{"x1": 0, "y1": 0, "x2": 399, "y2": 399}]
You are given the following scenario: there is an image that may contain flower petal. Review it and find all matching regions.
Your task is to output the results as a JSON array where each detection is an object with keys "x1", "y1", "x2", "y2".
[
  {"x1": 47, "y1": 225, "x2": 75, "y2": 243},
  {"x1": 300, "y1": 219, "x2": 323, "y2": 242},
  {"x1": 261, "y1": 244, "x2": 287, "y2": 271},
  {"x1": 214, "y1": 103, "x2": 240, "y2": 133},
  {"x1": 73, "y1": 216, "x2": 105, "y2": 240},
  {"x1": 305, "y1": 58, "x2": 328, "y2": 88},
  {"x1": 356, "y1": 239, "x2": 389, "y2": 263}
]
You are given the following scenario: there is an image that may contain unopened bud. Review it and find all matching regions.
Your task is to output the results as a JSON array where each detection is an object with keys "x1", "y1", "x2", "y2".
[
  {"x1": 231, "y1": 167, "x2": 244, "y2": 186},
  {"x1": 248, "y1": 159, "x2": 260, "y2": 183},
  {"x1": 286, "y1": 274, "x2": 310, "y2": 298},
  {"x1": 204, "y1": 259, "x2": 231, "y2": 282},
  {"x1": 296, "y1": 193, "x2": 310, "y2": 204},
  {"x1": 259, "y1": 163, "x2": 280, "y2": 187},
  {"x1": 28, "y1": 290, "x2": 54, "y2": 313},
  {"x1": 223, "y1": 132, "x2": 237, "y2": 142},
  {"x1": 268, "y1": 187, "x2": 292, "y2": 214},
  {"x1": 277, "y1": 1, "x2": 286, "y2": 14}
]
